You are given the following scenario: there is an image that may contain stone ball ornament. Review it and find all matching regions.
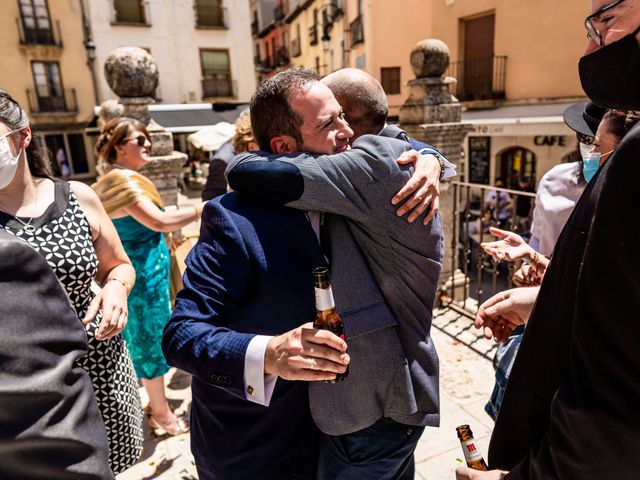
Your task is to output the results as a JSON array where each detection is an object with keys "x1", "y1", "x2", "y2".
[
  {"x1": 104, "y1": 46, "x2": 159, "y2": 98},
  {"x1": 410, "y1": 39, "x2": 450, "y2": 78}
]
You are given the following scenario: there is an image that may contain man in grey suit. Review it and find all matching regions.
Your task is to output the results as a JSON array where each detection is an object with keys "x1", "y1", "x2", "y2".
[
  {"x1": 0, "y1": 230, "x2": 113, "y2": 479},
  {"x1": 228, "y1": 68, "x2": 450, "y2": 479}
]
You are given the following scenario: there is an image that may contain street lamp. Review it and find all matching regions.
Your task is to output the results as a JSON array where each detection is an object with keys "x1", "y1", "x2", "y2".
[{"x1": 321, "y1": 26, "x2": 331, "y2": 52}]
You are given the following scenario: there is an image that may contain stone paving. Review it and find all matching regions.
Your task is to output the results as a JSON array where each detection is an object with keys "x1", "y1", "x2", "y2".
[{"x1": 117, "y1": 307, "x2": 497, "y2": 480}]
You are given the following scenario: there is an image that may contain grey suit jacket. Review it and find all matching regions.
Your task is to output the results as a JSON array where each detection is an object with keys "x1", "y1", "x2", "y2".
[
  {"x1": 228, "y1": 130, "x2": 443, "y2": 434},
  {"x1": 0, "y1": 231, "x2": 113, "y2": 479}
]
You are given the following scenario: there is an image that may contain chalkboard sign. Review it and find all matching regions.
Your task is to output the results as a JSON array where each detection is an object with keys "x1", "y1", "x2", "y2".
[{"x1": 468, "y1": 136, "x2": 491, "y2": 184}]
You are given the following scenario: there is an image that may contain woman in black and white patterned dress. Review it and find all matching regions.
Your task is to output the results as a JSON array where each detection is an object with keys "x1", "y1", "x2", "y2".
[{"x1": 0, "y1": 91, "x2": 143, "y2": 474}]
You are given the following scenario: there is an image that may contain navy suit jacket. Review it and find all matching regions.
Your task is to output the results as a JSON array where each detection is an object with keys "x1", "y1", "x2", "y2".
[{"x1": 162, "y1": 192, "x2": 325, "y2": 480}]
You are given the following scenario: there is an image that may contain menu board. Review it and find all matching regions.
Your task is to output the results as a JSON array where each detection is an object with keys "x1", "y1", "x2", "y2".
[{"x1": 468, "y1": 136, "x2": 491, "y2": 184}]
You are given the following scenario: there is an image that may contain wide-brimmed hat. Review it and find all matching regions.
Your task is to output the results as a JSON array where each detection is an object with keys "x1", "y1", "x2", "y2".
[{"x1": 563, "y1": 101, "x2": 606, "y2": 137}]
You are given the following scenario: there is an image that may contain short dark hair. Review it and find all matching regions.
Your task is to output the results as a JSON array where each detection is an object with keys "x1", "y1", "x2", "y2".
[{"x1": 250, "y1": 68, "x2": 320, "y2": 152}]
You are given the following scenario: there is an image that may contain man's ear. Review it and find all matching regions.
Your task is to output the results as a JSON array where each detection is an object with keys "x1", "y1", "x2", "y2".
[{"x1": 270, "y1": 135, "x2": 298, "y2": 154}]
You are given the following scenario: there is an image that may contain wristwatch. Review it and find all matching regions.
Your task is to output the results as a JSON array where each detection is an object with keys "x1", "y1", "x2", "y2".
[{"x1": 433, "y1": 152, "x2": 446, "y2": 182}]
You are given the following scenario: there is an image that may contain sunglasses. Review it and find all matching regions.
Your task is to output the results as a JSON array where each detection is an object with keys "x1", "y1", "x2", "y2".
[
  {"x1": 124, "y1": 135, "x2": 150, "y2": 146},
  {"x1": 585, "y1": 0, "x2": 625, "y2": 46}
]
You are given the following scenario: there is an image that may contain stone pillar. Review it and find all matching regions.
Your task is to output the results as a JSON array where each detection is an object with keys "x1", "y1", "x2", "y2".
[
  {"x1": 99, "y1": 47, "x2": 186, "y2": 207},
  {"x1": 399, "y1": 39, "x2": 473, "y2": 300}
]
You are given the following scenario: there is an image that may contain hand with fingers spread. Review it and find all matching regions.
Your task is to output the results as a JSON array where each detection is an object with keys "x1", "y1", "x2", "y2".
[
  {"x1": 475, "y1": 287, "x2": 539, "y2": 343},
  {"x1": 83, "y1": 278, "x2": 130, "y2": 340},
  {"x1": 265, "y1": 322, "x2": 350, "y2": 381},
  {"x1": 480, "y1": 227, "x2": 536, "y2": 263},
  {"x1": 455, "y1": 466, "x2": 508, "y2": 480},
  {"x1": 391, "y1": 150, "x2": 441, "y2": 225}
]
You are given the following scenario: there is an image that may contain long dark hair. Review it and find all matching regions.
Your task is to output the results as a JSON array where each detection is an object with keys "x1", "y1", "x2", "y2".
[{"x1": 0, "y1": 89, "x2": 53, "y2": 178}]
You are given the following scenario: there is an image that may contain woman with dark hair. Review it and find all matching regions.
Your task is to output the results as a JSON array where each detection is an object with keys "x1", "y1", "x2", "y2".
[
  {"x1": 0, "y1": 89, "x2": 143, "y2": 474},
  {"x1": 94, "y1": 117, "x2": 204, "y2": 436}
]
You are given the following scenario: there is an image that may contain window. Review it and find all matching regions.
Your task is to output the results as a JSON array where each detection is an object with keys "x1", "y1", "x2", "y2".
[
  {"x1": 380, "y1": 67, "x2": 401, "y2": 95},
  {"x1": 113, "y1": 0, "x2": 146, "y2": 24},
  {"x1": 31, "y1": 61, "x2": 67, "y2": 112},
  {"x1": 43, "y1": 133, "x2": 89, "y2": 178},
  {"x1": 195, "y1": 0, "x2": 226, "y2": 28},
  {"x1": 200, "y1": 50, "x2": 232, "y2": 98},
  {"x1": 19, "y1": 0, "x2": 54, "y2": 45}
]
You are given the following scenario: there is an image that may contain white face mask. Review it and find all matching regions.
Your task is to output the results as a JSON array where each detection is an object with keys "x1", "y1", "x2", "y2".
[{"x1": 0, "y1": 131, "x2": 23, "y2": 189}]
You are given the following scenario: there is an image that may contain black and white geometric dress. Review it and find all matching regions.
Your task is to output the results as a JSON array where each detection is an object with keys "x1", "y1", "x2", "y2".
[{"x1": 0, "y1": 180, "x2": 144, "y2": 474}]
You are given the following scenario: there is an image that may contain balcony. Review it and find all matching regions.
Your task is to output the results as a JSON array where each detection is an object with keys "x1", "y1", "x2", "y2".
[
  {"x1": 349, "y1": 15, "x2": 364, "y2": 47},
  {"x1": 201, "y1": 78, "x2": 235, "y2": 98},
  {"x1": 26, "y1": 88, "x2": 77, "y2": 114},
  {"x1": 291, "y1": 37, "x2": 301, "y2": 57},
  {"x1": 447, "y1": 55, "x2": 507, "y2": 102},
  {"x1": 17, "y1": 18, "x2": 62, "y2": 47},
  {"x1": 309, "y1": 24, "x2": 318, "y2": 46},
  {"x1": 440, "y1": 181, "x2": 536, "y2": 316},
  {"x1": 274, "y1": 3, "x2": 285, "y2": 22},
  {"x1": 195, "y1": 4, "x2": 228, "y2": 28},
  {"x1": 275, "y1": 46, "x2": 289, "y2": 67}
]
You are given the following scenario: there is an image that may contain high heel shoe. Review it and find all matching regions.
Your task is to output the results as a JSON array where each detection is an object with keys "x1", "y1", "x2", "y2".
[{"x1": 148, "y1": 413, "x2": 189, "y2": 437}]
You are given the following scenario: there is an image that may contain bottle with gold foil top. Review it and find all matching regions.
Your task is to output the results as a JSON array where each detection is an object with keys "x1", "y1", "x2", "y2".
[
  {"x1": 313, "y1": 267, "x2": 349, "y2": 383},
  {"x1": 456, "y1": 424, "x2": 489, "y2": 471}
]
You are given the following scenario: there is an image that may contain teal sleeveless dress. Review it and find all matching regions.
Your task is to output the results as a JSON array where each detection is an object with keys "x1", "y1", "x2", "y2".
[{"x1": 113, "y1": 215, "x2": 171, "y2": 379}]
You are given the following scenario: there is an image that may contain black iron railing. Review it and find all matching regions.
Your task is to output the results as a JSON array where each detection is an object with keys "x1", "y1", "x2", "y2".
[
  {"x1": 447, "y1": 55, "x2": 507, "y2": 101},
  {"x1": 350, "y1": 15, "x2": 364, "y2": 47},
  {"x1": 442, "y1": 181, "x2": 536, "y2": 318},
  {"x1": 17, "y1": 17, "x2": 62, "y2": 46},
  {"x1": 309, "y1": 24, "x2": 318, "y2": 45},
  {"x1": 201, "y1": 78, "x2": 234, "y2": 98},
  {"x1": 27, "y1": 88, "x2": 77, "y2": 114}
]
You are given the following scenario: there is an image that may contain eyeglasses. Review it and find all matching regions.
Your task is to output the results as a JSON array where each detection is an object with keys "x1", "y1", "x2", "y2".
[
  {"x1": 124, "y1": 135, "x2": 150, "y2": 146},
  {"x1": 585, "y1": 0, "x2": 625, "y2": 46}
]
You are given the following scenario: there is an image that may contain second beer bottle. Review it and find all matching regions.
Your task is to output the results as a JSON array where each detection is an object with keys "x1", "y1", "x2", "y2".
[{"x1": 313, "y1": 267, "x2": 349, "y2": 383}]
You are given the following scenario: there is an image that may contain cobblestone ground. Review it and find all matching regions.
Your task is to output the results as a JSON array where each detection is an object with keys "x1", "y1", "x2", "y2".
[{"x1": 116, "y1": 307, "x2": 497, "y2": 480}]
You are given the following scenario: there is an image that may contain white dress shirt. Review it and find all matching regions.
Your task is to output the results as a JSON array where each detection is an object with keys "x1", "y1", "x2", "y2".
[{"x1": 529, "y1": 162, "x2": 586, "y2": 257}]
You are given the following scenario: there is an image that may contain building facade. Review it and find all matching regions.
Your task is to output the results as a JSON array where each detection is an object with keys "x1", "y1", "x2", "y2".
[
  {"x1": 249, "y1": 0, "x2": 591, "y2": 187},
  {"x1": 87, "y1": 0, "x2": 255, "y2": 105},
  {"x1": 0, "y1": 0, "x2": 97, "y2": 178}
]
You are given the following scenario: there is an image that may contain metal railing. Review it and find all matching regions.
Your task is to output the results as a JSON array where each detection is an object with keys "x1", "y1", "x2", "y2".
[
  {"x1": 17, "y1": 18, "x2": 62, "y2": 46},
  {"x1": 274, "y1": 3, "x2": 285, "y2": 21},
  {"x1": 447, "y1": 55, "x2": 507, "y2": 101},
  {"x1": 201, "y1": 78, "x2": 235, "y2": 98},
  {"x1": 442, "y1": 181, "x2": 536, "y2": 318},
  {"x1": 291, "y1": 37, "x2": 301, "y2": 57},
  {"x1": 349, "y1": 15, "x2": 364, "y2": 47},
  {"x1": 195, "y1": 2, "x2": 228, "y2": 28},
  {"x1": 26, "y1": 88, "x2": 77, "y2": 114},
  {"x1": 309, "y1": 24, "x2": 318, "y2": 45}
]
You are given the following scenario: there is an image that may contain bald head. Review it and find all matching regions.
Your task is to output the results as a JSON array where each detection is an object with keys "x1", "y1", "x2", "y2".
[{"x1": 322, "y1": 68, "x2": 388, "y2": 141}]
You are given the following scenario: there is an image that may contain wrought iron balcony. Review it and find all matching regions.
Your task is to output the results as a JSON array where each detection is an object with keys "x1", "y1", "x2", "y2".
[
  {"x1": 309, "y1": 24, "x2": 318, "y2": 46},
  {"x1": 195, "y1": 3, "x2": 228, "y2": 28},
  {"x1": 447, "y1": 55, "x2": 507, "y2": 102},
  {"x1": 201, "y1": 78, "x2": 235, "y2": 98},
  {"x1": 17, "y1": 18, "x2": 62, "y2": 46},
  {"x1": 26, "y1": 88, "x2": 77, "y2": 114},
  {"x1": 349, "y1": 15, "x2": 364, "y2": 47}
]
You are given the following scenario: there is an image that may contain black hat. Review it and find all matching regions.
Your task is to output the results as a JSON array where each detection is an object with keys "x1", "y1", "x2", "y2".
[{"x1": 563, "y1": 101, "x2": 606, "y2": 137}]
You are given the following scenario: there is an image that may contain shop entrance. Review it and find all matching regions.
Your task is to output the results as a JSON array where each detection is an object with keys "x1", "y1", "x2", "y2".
[{"x1": 498, "y1": 146, "x2": 537, "y2": 188}]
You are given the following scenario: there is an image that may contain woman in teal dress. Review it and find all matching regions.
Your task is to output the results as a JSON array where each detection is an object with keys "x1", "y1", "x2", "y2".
[{"x1": 94, "y1": 117, "x2": 206, "y2": 436}]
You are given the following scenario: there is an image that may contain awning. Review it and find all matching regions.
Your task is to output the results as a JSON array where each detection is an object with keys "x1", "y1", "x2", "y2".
[
  {"x1": 149, "y1": 103, "x2": 248, "y2": 133},
  {"x1": 461, "y1": 102, "x2": 579, "y2": 125}
]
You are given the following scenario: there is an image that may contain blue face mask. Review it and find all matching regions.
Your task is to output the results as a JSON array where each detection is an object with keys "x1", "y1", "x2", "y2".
[{"x1": 582, "y1": 152, "x2": 600, "y2": 183}]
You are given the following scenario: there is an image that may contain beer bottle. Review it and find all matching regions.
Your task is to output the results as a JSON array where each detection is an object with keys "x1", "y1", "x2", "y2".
[
  {"x1": 313, "y1": 267, "x2": 349, "y2": 383},
  {"x1": 456, "y1": 424, "x2": 489, "y2": 471}
]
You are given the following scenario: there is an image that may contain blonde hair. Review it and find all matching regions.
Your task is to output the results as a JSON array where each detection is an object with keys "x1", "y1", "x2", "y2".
[{"x1": 232, "y1": 110, "x2": 255, "y2": 153}]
